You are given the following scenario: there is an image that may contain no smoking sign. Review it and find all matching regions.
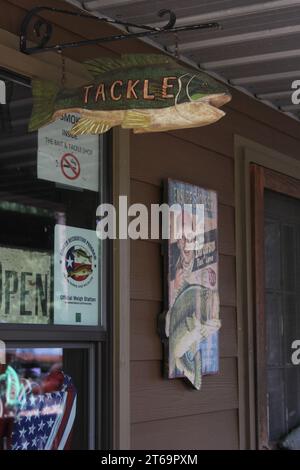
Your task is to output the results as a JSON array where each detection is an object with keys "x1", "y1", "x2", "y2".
[
  {"x1": 38, "y1": 113, "x2": 99, "y2": 191},
  {"x1": 60, "y1": 153, "x2": 81, "y2": 180}
]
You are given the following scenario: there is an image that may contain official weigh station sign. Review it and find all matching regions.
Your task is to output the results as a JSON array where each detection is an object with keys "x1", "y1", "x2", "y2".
[
  {"x1": 54, "y1": 225, "x2": 99, "y2": 326},
  {"x1": 0, "y1": 247, "x2": 51, "y2": 324},
  {"x1": 37, "y1": 113, "x2": 99, "y2": 191}
]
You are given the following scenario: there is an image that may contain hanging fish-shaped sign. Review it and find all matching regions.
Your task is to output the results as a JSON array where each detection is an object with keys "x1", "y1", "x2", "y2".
[{"x1": 29, "y1": 54, "x2": 231, "y2": 135}]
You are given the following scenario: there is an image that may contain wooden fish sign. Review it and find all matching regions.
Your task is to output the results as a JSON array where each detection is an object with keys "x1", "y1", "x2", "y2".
[
  {"x1": 29, "y1": 54, "x2": 231, "y2": 135},
  {"x1": 159, "y1": 180, "x2": 221, "y2": 390}
]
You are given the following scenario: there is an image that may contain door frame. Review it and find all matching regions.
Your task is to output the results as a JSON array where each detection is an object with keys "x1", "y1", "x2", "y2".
[
  {"x1": 235, "y1": 136, "x2": 300, "y2": 449},
  {"x1": 251, "y1": 165, "x2": 300, "y2": 449}
]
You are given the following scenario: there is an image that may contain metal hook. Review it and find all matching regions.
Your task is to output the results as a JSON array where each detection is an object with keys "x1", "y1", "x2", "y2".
[
  {"x1": 174, "y1": 32, "x2": 179, "y2": 59},
  {"x1": 158, "y1": 9, "x2": 177, "y2": 30}
]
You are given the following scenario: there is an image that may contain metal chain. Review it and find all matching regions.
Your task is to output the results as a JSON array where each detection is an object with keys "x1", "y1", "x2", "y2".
[
  {"x1": 174, "y1": 32, "x2": 179, "y2": 59},
  {"x1": 58, "y1": 48, "x2": 66, "y2": 87}
]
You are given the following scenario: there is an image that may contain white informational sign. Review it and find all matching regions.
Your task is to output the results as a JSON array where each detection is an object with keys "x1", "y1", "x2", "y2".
[
  {"x1": 54, "y1": 225, "x2": 99, "y2": 326},
  {"x1": 38, "y1": 113, "x2": 99, "y2": 191},
  {"x1": 0, "y1": 247, "x2": 51, "y2": 324}
]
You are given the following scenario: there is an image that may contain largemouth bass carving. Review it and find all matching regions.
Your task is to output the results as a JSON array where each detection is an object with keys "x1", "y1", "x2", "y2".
[
  {"x1": 165, "y1": 284, "x2": 221, "y2": 390},
  {"x1": 29, "y1": 54, "x2": 231, "y2": 135}
]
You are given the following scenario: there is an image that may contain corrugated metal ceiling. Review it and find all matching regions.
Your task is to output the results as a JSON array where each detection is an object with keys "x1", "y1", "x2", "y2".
[{"x1": 66, "y1": 0, "x2": 300, "y2": 121}]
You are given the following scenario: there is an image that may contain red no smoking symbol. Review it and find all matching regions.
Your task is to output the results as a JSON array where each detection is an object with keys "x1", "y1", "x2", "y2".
[{"x1": 60, "y1": 153, "x2": 81, "y2": 180}]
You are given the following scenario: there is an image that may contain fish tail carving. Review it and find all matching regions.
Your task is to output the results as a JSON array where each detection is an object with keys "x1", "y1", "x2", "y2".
[{"x1": 29, "y1": 80, "x2": 59, "y2": 132}]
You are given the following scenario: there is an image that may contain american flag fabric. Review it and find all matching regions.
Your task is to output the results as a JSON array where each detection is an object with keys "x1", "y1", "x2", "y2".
[{"x1": 10, "y1": 374, "x2": 77, "y2": 450}]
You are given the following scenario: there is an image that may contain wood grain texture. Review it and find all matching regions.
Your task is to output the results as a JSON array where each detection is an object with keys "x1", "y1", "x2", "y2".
[
  {"x1": 130, "y1": 300, "x2": 237, "y2": 361},
  {"x1": 228, "y1": 87, "x2": 300, "y2": 144},
  {"x1": 131, "y1": 240, "x2": 236, "y2": 307},
  {"x1": 264, "y1": 167, "x2": 300, "y2": 200},
  {"x1": 130, "y1": 133, "x2": 234, "y2": 207},
  {"x1": 166, "y1": 97, "x2": 300, "y2": 163},
  {"x1": 251, "y1": 164, "x2": 268, "y2": 450},
  {"x1": 131, "y1": 358, "x2": 238, "y2": 423},
  {"x1": 131, "y1": 410, "x2": 239, "y2": 450},
  {"x1": 128, "y1": 99, "x2": 300, "y2": 166},
  {"x1": 224, "y1": 108, "x2": 300, "y2": 163},
  {"x1": 129, "y1": 112, "x2": 237, "y2": 444},
  {"x1": 130, "y1": 179, "x2": 235, "y2": 256},
  {"x1": 130, "y1": 240, "x2": 163, "y2": 302},
  {"x1": 168, "y1": 119, "x2": 234, "y2": 159}
]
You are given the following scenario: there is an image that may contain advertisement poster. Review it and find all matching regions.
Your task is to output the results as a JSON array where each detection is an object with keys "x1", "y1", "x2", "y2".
[
  {"x1": 54, "y1": 225, "x2": 99, "y2": 326},
  {"x1": 38, "y1": 113, "x2": 99, "y2": 191},
  {"x1": 162, "y1": 179, "x2": 221, "y2": 390},
  {"x1": 0, "y1": 247, "x2": 51, "y2": 324}
]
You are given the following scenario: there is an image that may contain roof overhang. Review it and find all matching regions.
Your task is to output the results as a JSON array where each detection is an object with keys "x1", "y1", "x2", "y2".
[{"x1": 64, "y1": 0, "x2": 300, "y2": 122}]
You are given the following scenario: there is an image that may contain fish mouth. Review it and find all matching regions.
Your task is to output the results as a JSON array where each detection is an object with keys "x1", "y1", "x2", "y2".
[
  {"x1": 207, "y1": 93, "x2": 231, "y2": 108},
  {"x1": 133, "y1": 102, "x2": 226, "y2": 134}
]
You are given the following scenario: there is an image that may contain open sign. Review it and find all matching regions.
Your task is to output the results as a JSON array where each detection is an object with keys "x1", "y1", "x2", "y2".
[{"x1": 0, "y1": 247, "x2": 51, "y2": 324}]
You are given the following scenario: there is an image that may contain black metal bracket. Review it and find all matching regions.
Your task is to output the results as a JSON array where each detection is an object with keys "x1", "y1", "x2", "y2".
[{"x1": 20, "y1": 6, "x2": 220, "y2": 55}]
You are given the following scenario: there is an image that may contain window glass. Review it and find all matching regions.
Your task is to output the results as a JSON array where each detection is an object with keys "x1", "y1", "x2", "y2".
[
  {"x1": 0, "y1": 73, "x2": 103, "y2": 326},
  {"x1": 265, "y1": 190, "x2": 300, "y2": 444},
  {"x1": 0, "y1": 347, "x2": 91, "y2": 450}
]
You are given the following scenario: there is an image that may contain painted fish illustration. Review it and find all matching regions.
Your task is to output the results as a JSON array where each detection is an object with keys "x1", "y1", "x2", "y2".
[
  {"x1": 73, "y1": 248, "x2": 92, "y2": 263},
  {"x1": 29, "y1": 54, "x2": 231, "y2": 135},
  {"x1": 68, "y1": 264, "x2": 93, "y2": 278},
  {"x1": 165, "y1": 284, "x2": 221, "y2": 390}
]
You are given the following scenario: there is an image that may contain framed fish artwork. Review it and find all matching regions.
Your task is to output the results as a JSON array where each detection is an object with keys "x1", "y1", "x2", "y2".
[
  {"x1": 159, "y1": 179, "x2": 221, "y2": 390},
  {"x1": 29, "y1": 54, "x2": 231, "y2": 135}
]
